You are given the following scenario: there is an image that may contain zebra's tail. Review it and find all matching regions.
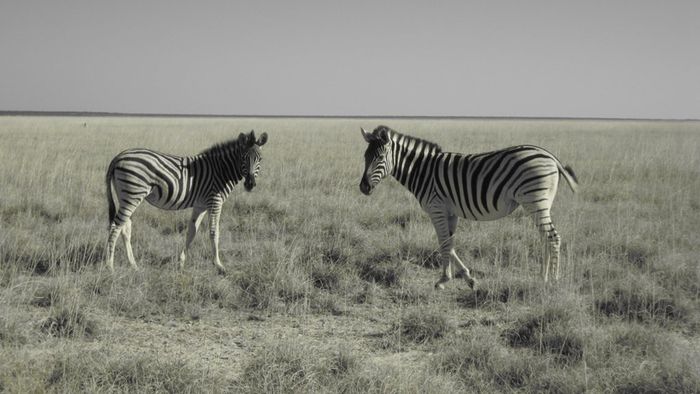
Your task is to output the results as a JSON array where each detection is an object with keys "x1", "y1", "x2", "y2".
[
  {"x1": 106, "y1": 159, "x2": 117, "y2": 225},
  {"x1": 558, "y1": 164, "x2": 579, "y2": 193}
]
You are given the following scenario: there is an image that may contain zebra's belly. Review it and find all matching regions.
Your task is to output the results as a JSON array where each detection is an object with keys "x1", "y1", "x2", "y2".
[
  {"x1": 144, "y1": 184, "x2": 195, "y2": 211},
  {"x1": 471, "y1": 199, "x2": 519, "y2": 221},
  {"x1": 448, "y1": 197, "x2": 519, "y2": 221},
  {"x1": 144, "y1": 196, "x2": 193, "y2": 211}
]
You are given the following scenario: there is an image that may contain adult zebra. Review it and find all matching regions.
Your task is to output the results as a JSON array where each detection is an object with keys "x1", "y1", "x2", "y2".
[
  {"x1": 105, "y1": 130, "x2": 268, "y2": 274},
  {"x1": 359, "y1": 125, "x2": 578, "y2": 289}
]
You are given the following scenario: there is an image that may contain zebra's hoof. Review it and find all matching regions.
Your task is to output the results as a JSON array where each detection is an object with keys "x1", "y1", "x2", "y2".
[
  {"x1": 466, "y1": 277, "x2": 476, "y2": 290},
  {"x1": 216, "y1": 268, "x2": 227, "y2": 276},
  {"x1": 434, "y1": 282, "x2": 446, "y2": 290}
]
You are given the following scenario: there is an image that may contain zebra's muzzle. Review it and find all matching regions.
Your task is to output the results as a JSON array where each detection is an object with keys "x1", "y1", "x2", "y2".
[
  {"x1": 359, "y1": 178, "x2": 373, "y2": 195},
  {"x1": 244, "y1": 178, "x2": 255, "y2": 191}
]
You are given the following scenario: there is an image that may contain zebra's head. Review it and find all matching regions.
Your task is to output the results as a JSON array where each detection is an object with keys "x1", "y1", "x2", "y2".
[
  {"x1": 359, "y1": 126, "x2": 393, "y2": 196},
  {"x1": 240, "y1": 130, "x2": 268, "y2": 191}
]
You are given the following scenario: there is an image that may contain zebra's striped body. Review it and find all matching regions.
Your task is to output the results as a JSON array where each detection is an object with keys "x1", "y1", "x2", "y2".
[
  {"x1": 359, "y1": 126, "x2": 578, "y2": 289},
  {"x1": 105, "y1": 130, "x2": 268, "y2": 273}
]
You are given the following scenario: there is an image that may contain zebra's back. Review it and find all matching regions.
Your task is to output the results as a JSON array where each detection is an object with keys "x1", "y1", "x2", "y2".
[{"x1": 432, "y1": 145, "x2": 563, "y2": 221}]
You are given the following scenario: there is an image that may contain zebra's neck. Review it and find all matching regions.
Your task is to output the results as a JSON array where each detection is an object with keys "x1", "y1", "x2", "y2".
[
  {"x1": 389, "y1": 131, "x2": 441, "y2": 198},
  {"x1": 193, "y1": 146, "x2": 245, "y2": 189}
]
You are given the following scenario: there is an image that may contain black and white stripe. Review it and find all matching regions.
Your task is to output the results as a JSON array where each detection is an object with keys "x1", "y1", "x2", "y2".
[
  {"x1": 105, "y1": 130, "x2": 268, "y2": 273},
  {"x1": 359, "y1": 125, "x2": 578, "y2": 288}
]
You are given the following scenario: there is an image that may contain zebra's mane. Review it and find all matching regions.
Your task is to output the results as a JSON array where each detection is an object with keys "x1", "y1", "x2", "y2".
[
  {"x1": 376, "y1": 125, "x2": 443, "y2": 153},
  {"x1": 197, "y1": 137, "x2": 246, "y2": 157}
]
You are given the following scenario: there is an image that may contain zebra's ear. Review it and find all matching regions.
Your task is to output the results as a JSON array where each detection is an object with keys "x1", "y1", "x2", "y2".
[
  {"x1": 361, "y1": 127, "x2": 373, "y2": 143},
  {"x1": 256, "y1": 132, "x2": 268, "y2": 146},
  {"x1": 245, "y1": 130, "x2": 256, "y2": 147},
  {"x1": 238, "y1": 132, "x2": 247, "y2": 143},
  {"x1": 377, "y1": 127, "x2": 390, "y2": 143}
]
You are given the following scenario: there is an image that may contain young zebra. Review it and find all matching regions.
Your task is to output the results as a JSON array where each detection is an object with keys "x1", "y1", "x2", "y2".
[
  {"x1": 359, "y1": 125, "x2": 578, "y2": 289},
  {"x1": 105, "y1": 130, "x2": 268, "y2": 274}
]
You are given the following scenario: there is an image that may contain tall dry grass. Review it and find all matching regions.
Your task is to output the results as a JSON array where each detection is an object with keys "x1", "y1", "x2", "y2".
[{"x1": 1, "y1": 116, "x2": 699, "y2": 392}]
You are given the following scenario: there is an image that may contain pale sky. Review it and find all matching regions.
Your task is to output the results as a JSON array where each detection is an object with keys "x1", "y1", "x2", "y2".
[{"x1": 1, "y1": 1, "x2": 698, "y2": 119}]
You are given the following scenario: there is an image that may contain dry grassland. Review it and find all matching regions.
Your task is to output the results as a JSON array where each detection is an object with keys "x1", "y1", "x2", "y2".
[{"x1": 1, "y1": 116, "x2": 699, "y2": 392}]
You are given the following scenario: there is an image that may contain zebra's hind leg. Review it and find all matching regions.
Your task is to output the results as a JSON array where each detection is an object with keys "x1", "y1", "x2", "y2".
[
  {"x1": 106, "y1": 191, "x2": 146, "y2": 272},
  {"x1": 121, "y1": 218, "x2": 138, "y2": 269},
  {"x1": 523, "y1": 203, "x2": 560, "y2": 282},
  {"x1": 540, "y1": 231, "x2": 550, "y2": 281},
  {"x1": 106, "y1": 223, "x2": 122, "y2": 273},
  {"x1": 548, "y1": 230, "x2": 561, "y2": 281},
  {"x1": 179, "y1": 206, "x2": 207, "y2": 269}
]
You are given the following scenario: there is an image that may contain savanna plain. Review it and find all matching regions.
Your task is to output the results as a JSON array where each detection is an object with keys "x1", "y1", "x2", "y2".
[{"x1": 1, "y1": 116, "x2": 699, "y2": 393}]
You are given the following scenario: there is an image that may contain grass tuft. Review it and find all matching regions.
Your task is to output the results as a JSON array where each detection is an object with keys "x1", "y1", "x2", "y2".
[
  {"x1": 595, "y1": 273, "x2": 691, "y2": 325},
  {"x1": 393, "y1": 309, "x2": 452, "y2": 345},
  {"x1": 0, "y1": 317, "x2": 27, "y2": 346},
  {"x1": 44, "y1": 350, "x2": 217, "y2": 392},
  {"x1": 503, "y1": 303, "x2": 585, "y2": 363},
  {"x1": 310, "y1": 264, "x2": 342, "y2": 291},
  {"x1": 358, "y1": 255, "x2": 406, "y2": 287},
  {"x1": 40, "y1": 308, "x2": 98, "y2": 338},
  {"x1": 328, "y1": 346, "x2": 361, "y2": 376},
  {"x1": 238, "y1": 342, "x2": 319, "y2": 393},
  {"x1": 458, "y1": 280, "x2": 530, "y2": 308}
]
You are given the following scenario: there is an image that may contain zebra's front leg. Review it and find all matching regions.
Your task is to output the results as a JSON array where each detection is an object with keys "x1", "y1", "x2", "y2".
[
  {"x1": 179, "y1": 206, "x2": 206, "y2": 269},
  {"x1": 447, "y1": 213, "x2": 476, "y2": 289},
  {"x1": 430, "y1": 212, "x2": 454, "y2": 290},
  {"x1": 207, "y1": 209, "x2": 226, "y2": 275}
]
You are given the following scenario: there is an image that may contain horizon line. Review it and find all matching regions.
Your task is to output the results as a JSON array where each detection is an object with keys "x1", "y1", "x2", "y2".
[{"x1": 0, "y1": 110, "x2": 698, "y2": 122}]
